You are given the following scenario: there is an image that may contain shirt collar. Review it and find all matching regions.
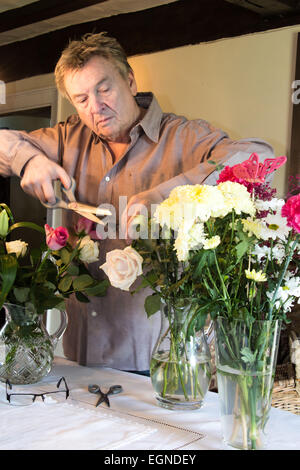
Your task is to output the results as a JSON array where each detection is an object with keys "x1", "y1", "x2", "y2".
[
  {"x1": 134, "y1": 92, "x2": 162, "y2": 143},
  {"x1": 92, "y1": 92, "x2": 162, "y2": 144}
]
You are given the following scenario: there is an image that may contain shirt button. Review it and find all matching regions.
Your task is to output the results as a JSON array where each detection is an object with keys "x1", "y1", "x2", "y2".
[
  {"x1": 105, "y1": 176, "x2": 110, "y2": 182},
  {"x1": 91, "y1": 311, "x2": 98, "y2": 317}
]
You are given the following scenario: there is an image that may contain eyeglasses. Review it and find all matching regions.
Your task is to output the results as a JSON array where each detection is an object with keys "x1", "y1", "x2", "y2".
[{"x1": 5, "y1": 377, "x2": 70, "y2": 406}]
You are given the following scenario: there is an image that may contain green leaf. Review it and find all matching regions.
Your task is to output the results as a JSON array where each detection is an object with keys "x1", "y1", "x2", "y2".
[
  {"x1": 8, "y1": 221, "x2": 45, "y2": 234},
  {"x1": 235, "y1": 240, "x2": 250, "y2": 262},
  {"x1": 66, "y1": 263, "x2": 80, "y2": 276},
  {"x1": 0, "y1": 254, "x2": 18, "y2": 308},
  {"x1": 192, "y1": 251, "x2": 209, "y2": 279},
  {"x1": 84, "y1": 280, "x2": 109, "y2": 297},
  {"x1": 0, "y1": 210, "x2": 9, "y2": 237},
  {"x1": 241, "y1": 347, "x2": 257, "y2": 365},
  {"x1": 73, "y1": 274, "x2": 94, "y2": 290},
  {"x1": 75, "y1": 291, "x2": 90, "y2": 303},
  {"x1": 60, "y1": 248, "x2": 71, "y2": 265},
  {"x1": 58, "y1": 274, "x2": 73, "y2": 292},
  {"x1": 13, "y1": 287, "x2": 30, "y2": 303},
  {"x1": 144, "y1": 293, "x2": 161, "y2": 318}
]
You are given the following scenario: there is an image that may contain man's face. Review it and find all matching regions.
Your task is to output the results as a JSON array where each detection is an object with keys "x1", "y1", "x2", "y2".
[{"x1": 64, "y1": 56, "x2": 140, "y2": 143}]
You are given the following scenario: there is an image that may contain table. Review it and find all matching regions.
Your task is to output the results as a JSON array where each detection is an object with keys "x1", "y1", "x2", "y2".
[{"x1": 1, "y1": 356, "x2": 300, "y2": 450}]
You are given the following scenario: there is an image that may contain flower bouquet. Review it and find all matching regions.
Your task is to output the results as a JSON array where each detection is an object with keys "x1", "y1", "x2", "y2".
[
  {"x1": 101, "y1": 153, "x2": 299, "y2": 443},
  {"x1": 151, "y1": 153, "x2": 299, "y2": 448},
  {"x1": 0, "y1": 207, "x2": 108, "y2": 383}
]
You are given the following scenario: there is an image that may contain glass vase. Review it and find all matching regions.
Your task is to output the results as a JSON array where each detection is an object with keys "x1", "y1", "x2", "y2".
[
  {"x1": 150, "y1": 298, "x2": 212, "y2": 410},
  {"x1": 214, "y1": 316, "x2": 281, "y2": 450},
  {"x1": 0, "y1": 303, "x2": 68, "y2": 385}
]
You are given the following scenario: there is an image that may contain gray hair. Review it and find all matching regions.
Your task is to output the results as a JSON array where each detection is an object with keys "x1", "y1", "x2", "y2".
[{"x1": 55, "y1": 32, "x2": 132, "y2": 98}]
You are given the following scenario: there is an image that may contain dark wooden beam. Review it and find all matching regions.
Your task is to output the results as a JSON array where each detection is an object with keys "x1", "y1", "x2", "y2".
[
  {"x1": 0, "y1": 0, "x2": 108, "y2": 34},
  {"x1": 288, "y1": 32, "x2": 300, "y2": 197},
  {"x1": 1, "y1": 0, "x2": 300, "y2": 84}
]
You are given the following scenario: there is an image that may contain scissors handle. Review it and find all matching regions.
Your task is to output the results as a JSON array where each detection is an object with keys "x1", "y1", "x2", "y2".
[
  {"x1": 88, "y1": 384, "x2": 100, "y2": 394},
  {"x1": 41, "y1": 177, "x2": 76, "y2": 209},
  {"x1": 107, "y1": 385, "x2": 123, "y2": 395},
  {"x1": 62, "y1": 177, "x2": 76, "y2": 202}
]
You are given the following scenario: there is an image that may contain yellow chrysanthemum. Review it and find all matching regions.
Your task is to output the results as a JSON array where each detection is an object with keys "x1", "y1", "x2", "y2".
[
  {"x1": 203, "y1": 235, "x2": 221, "y2": 250},
  {"x1": 245, "y1": 269, "x2": 267, "y2": 282},
  {"x1": 217, "y1": 182, "x2": 256, "y2": 216},
  {"x1": 154, "y1": 184, "x2": 227, "y2": 231},
  {"x1": 242, "y1": 218, "x2": 262, "y2": 238}
]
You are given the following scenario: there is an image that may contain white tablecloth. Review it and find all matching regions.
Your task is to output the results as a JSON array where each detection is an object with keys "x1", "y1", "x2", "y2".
[{"x1": 0, "y1": 356, "x2": 299, "y2": 450}]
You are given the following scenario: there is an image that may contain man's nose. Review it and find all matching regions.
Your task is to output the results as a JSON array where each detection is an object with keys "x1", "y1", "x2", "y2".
[{"x1": 89, "y1": 94, "x2": 104, "y2": 114}]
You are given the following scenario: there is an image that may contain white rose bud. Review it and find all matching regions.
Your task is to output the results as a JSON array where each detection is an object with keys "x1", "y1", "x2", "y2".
[
  {"x1": 100, "y1": 246, "x2": 143, "y2": 291},
  {"x1": 78, "y1": 235, "x2": 99, "y2": 263},
  {"x1": 6, "y1": 240, "x2": 28, "y2": 258}
]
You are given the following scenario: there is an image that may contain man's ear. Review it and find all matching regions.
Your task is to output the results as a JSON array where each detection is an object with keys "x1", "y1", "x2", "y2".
[{"x1": 128, "y1": 70, "x2": 137, "y2": 96}]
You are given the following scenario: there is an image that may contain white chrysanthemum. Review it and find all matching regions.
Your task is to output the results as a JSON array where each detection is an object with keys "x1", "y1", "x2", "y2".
[
  {"x1": 242, "y1": 218, "x2": 263, "y2": 238},
  {"x1": 203, "y1": 235, "x2": 221, "y2": 250},
  {"x1": 217, "y1": 182, "x2": 256, "y2": 216},
  {"x1": 283, "y1": 275, "x2": 300, "y2": 298},
  {"x1": 188, "y1": 223, "x2": 205, "y2": 245},
  {"x1": 271, "y1": 244, "x2": 286, "y2": 263},
  {"x1": 245, "y1": 269, "x2": 267, "y2": 282},
  {"x1": 174, "y1": 232, "x2": 191, "y2": 262},
  {"x1": 251, "y1": 243, "x2": 286, "y2": 264},
  {"x1": 267, "y1": 288, "x2": 296, "y2": 313},
  {"x1": 174, "y1": 223, "x2": 205, "y2": 261},
  {"x1": 255, "y1": 198, "x2": 285, "y2": 213},
  {"x1": 251, "y1": 244, "x2": 270, "y2": 262},
  {"x1": 260, "y1": 213, "x2": 291, "y2": 241},
  {"x1": 154, "y1": 184, "x2": 225, "y2": 231}
]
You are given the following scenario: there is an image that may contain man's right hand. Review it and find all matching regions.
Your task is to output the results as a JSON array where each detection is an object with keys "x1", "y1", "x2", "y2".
[{"x1": 20, "y1": 154, "x2": 71, "y2": 204}]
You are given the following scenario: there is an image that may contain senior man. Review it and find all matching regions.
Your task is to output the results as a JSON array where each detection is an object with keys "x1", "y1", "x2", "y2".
[{"x1": 0, "y1": 32, "x2": 274, "y2": 372}]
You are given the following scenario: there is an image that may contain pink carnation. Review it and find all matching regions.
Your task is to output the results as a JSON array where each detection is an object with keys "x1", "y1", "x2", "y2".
[
  {"x1": 45, "y1": 224, "x2": 69, "y2": 250},
  {"x1": 281, "y1": 194, "x2": 300, "y2": 233}
]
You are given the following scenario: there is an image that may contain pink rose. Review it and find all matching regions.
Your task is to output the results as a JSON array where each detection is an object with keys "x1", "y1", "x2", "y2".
[
  {"x1": 100, "y1": 246, "x2": 143, "y2": 291},
  {"x1": 74, "y1": 217, "x2": 99, "y2": 239},
  {"x1": 45, "y1": 224, "x2": 69, "y2": 250},
  {"x1": 281, "y1": 194, "x2": 300, "y2": 233}
]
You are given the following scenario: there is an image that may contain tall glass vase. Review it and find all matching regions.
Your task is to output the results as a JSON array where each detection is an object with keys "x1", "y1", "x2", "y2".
[
  {"x1": 0, "y1": 303, "x2": 67, "y2": 385},
  {"x1": 150, "y1": 298, "x2": 212, "y2": 410},
  {"x1": 214, "y1": 317, "x2": 281, "y2": 450}
]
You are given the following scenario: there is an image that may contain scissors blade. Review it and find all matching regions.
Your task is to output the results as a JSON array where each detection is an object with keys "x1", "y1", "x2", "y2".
[
  {"x1": 75, "y1": 210, "x2": 105, "y2": 226},
  {"x1": 69, "y1": 202, "x2": 112, "y2": 217},
  {"x1": 96, "y1": 394, "x2": 110, "y2": 407}
]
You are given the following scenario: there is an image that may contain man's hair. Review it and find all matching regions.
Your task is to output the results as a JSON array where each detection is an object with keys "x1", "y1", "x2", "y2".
[{"x1": 55, "y1": 32, "x2": 132, "y2": 98}]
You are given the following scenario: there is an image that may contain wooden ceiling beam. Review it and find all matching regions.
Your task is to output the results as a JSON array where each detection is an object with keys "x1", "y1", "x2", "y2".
[
  {"x1": 0, "y1": 0, "x2": 108, "y2": 34},
  {"x1": 1, "y1": 0, "x2": 300, "y2": 83}
]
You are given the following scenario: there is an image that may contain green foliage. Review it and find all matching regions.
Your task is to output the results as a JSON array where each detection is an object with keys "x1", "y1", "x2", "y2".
[{"x1": 0, "y1": 206, "x2": 108, "y2": 315}]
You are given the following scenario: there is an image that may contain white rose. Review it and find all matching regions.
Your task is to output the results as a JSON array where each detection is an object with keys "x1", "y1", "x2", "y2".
[
  {"x1": 79, "y1": 236, "x2": 99, "y2": 263},
  {"x1": 100, "y1": 246, "x2": 143, "y2": 291},
  {"x1": 6, "y1": 240, "x2": 28, "y2": 258}
]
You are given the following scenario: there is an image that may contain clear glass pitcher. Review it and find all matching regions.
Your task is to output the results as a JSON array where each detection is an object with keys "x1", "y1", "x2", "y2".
[{"x1": 0, "y1": 303, "x2": 68, "y2": 384}]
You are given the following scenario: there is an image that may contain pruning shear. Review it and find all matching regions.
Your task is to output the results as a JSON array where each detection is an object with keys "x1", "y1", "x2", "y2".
[
  {"x1": 42, "y1": 177, "x2": 111, "y2": 225},
  {"x1": 88, "y1": 383, "x2": 123, "y2": 407}
]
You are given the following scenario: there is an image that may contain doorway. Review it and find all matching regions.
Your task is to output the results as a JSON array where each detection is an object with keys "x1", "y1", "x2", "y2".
[{"x1": 0, "y1": 106, "x2": 51, "y2": 250}]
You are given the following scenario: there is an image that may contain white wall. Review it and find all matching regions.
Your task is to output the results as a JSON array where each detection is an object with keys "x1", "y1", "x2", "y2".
[{"x1": 129, "y1": 25, "x2": 300, "y2": 197}]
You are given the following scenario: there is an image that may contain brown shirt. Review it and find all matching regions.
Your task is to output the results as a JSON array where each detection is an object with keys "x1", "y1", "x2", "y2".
[{"x1": 0, "y1": 92, "x2": 274, "y2": 369}]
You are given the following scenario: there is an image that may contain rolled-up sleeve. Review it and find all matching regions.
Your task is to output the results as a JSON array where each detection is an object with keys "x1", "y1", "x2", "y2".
[{"x1": 0, "y1": 125, "x2": 63, "y2": 177}]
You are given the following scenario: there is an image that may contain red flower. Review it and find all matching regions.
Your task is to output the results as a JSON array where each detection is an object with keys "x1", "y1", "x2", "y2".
[
  {"x1": 44, "y1": 224, "x2": 69, "y2": 250},
  {"x1": 281, "y1": 194, "x2": 300, "y2": 233}
]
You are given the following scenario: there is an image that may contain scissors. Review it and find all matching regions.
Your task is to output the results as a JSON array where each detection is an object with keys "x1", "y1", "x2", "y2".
[
  {"x1": 88, "y1": 383, "x2": 123, "y2": 407},
  {"x1": 42, "y1": 177, "x2": 111, "y2": 225}
]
